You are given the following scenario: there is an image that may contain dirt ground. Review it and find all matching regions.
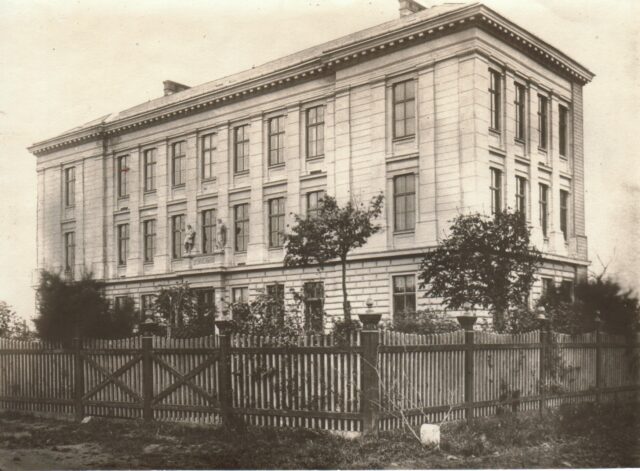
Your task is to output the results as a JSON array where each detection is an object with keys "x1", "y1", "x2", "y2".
[{"x1": 0, "y1": 403, "x2": 638, "y2": 470}]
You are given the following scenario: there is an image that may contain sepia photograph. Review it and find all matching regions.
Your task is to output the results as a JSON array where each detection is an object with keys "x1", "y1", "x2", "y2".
[{"x1": 0, "y1": 0, "x2": 638, "y2": 469}]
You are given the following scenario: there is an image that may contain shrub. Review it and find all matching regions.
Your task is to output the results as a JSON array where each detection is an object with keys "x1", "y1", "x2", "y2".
[
  {"x1": 331, "y1": 318, "x2": 361, "y2": 345},
  {"x1": 388, "y1": 309, "x2": 460, "y2": 335},
  {"x1": 229, "y1": 291, "x2": 304, "y2": 341},
  {"x1": 0, "y1": 301, "x2": 32, "y2": 340}
]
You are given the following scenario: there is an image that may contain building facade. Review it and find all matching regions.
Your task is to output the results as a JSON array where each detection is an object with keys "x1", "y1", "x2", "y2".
[{"x1": 30, "y1": 1, "x2": 594, "y2": 328}]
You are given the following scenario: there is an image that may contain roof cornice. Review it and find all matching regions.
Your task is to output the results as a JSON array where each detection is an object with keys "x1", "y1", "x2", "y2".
[{"x1": 29, "y1": 3, "x2": 594, "y2": 157}]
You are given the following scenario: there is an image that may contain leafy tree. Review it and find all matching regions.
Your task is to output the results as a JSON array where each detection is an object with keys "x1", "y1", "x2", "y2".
[
  {"x1": 284, "y1": 193, "x2": 384, "y2": 321},
  {"x1": 153, "y1": 282, "x2": 198, "y2": 329},
  {"x1": 575, "y1": 278, "x2": 639, "y2": 335},
  {"x1": 418, "y1": 211, "x2": 542, "y2": 331},
  {"x1": 34, "y1": 270, "x2": 136, "y2": 343},
  {"x1": 0, "y1": 301, "x2": 32, "y2": 340}
]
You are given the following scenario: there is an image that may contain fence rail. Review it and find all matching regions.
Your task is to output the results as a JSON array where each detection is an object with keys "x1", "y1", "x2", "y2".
[{"x1": 0, "y1": 321, "x2": 638, "y2": 433}]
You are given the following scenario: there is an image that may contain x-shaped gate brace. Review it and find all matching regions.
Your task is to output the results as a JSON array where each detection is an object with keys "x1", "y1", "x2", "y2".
[
  {"x1": 151, "y1": 352, "x2": 220, "y2": 406},
  {"x1": 81, "y1": 353, "x2": 143, "y2": 403}
]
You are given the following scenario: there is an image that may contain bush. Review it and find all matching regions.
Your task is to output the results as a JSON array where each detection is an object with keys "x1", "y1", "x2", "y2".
[
  {"x1": 331, "y1": 318, "x2": 361, "y2": 345},
  {"x1": 229, "y1": 291, "x2": 304, "y2": 341},
  {"x1": 388, "y1": 310, "x2": 460, "y2": 335},
  {"x1": 0, "y1": 301, "x2": 32, "y2": 340}
]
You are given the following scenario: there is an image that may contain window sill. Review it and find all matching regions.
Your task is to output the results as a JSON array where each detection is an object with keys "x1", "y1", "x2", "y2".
[
  {"x1": 269, "y1": 246, "x2": 284, "y2": 251},
  {"x1": 537, "y1": 147, "x2": 548, "y2": 154},
  {"x1": 202, "y1": 178, "x2": 216, "y2": 183},
  {"x1": 306, "y1": 155, "x2": 324, "y2": 162},
  {"x1": 234, "y1": 171, "x2": 250, "y2": 176},
  {"x1": 143, "y1": 261, "x2": 154, "y2": 266},
  {"x1": 489, "y1": 127, "x2": 501, "y2": 135},
  {"x1": 392, "y1": 135, "x2": 415, "y2": 143},
  {"x1": 559, "y1": 155, "x2": 568, "y2": 161},
  {"x1": 65, "y1": 204, "x2": 75, "y2": 209},
  {"x1": 393, "y1": 230, "x2": 415, "y2": 236},
  {"x1": 172, "y1": 184, "x2": 186, "y2": 189},
  {"x1": 117, "y1": 195, "x2": 129, "y2": 201},
  {"x1": 235, "y1": 251, "x2": 247, "y2": 255},
  {"x1": 144, "y1": 189, "x2": 157, "y2": 195},
  {"x1": 514, "y1": 138, "x2": 526, "y2": 145},
  {"x1": 268, "y1": 163, "x2": 286, "y2": 169}
]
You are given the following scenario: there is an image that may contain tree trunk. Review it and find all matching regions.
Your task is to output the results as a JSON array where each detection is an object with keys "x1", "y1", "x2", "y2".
[{"x1": 341, "y1": 258, "x2": 350, "y2": 321}]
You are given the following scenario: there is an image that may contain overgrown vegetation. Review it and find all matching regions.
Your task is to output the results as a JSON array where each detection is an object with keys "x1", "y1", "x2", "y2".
[
  {"x1": 388, "y1": 309, "x2": 460, "y2": 335},
  {"x1": 152, "y1": 282, "x2": 216, "y2": 338},
  {"x1": 0, "y1": 301, "x2": 32, "y2": 339},
  {"x1": 229, "y1": 290, "x2": 304, "y2": 340},
  {"x1": 284, "y1": 193, "x2": 384, "y2": 321},
  {"x1": 34, "y1": 270, "x2": 137, "y2": 343}
]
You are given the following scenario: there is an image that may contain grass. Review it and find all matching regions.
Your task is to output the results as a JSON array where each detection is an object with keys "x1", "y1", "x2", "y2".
[{"x1": 0, "y1": 401, "x2": 638, "y2": 469}]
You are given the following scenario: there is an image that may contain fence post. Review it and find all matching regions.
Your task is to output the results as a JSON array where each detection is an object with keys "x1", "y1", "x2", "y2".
[
  {"x1": 595, "y1": 317, "x2": 602, "y2": 404},
  {"x1": 358, "y1": 304, "x2": 381, "y2": 435},
  {"x1": 539, "y1": 317, "x2": 550, "y2": 415},
  {"x1": 457, "y1": 315, "x2": 477, "y2": 421},
  {"x1": 215, "y1": 319, "x2": 234, "y2": 427},
  {"x1": 142, "y1": 336, "x2": 153, "y2": 421},
  {"x1": 73, "y1": 337, "x2": 84, "y2": 421}
]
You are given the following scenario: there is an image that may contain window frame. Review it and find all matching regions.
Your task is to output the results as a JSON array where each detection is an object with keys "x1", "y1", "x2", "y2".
[
  {"x1": 64, "y1": 231, "x2": 75, "y2": 275},
  {"x1": 234, "y1": 203, "x2": 250, "y2": 252},
  {"x1": 560, "y1": 189, "x2": 569, "y2": 241},
  {"x1": 202, "y1": 208, "x2": 217, "y2": 254},
  {"x1": 196, "y1": 288, "x2": 216, "y2": 319},
  {"x1": 64, "y1": 167, "x2": 75, "y2": 207},
  {"x1": 267, "y1": 116, "x2": 285, "y2": 167},
  {"x1": 305, "y1": 105, "x2": 325, "y2": 160},
  {"x1": 306, "y1": 190, "x2": 325, "y2": 219},
  {"x1": 303, "y1": 281, "x2": 324, "y2": 332},
  {"x1": 117, "y1": 223, "x2": 129, "y2": 266},
  {"x1": 232, "y1": 286, "x2": 249, "y2": 304},
  {"x1": 266, "y1": 283, "x2": 285, "y2": 325},
  {"x1": 489, "y1": 70, "x2": 502, "y2": 132},
  {"x1": 143, "y1": 219, "x2": 156, "y2": 263},
  {"x1": 490, "y1": 168, "x2": 503, "y2": 214},
  {"x1": 558, "y1": 105, "x2": 569, "y2": 158},
  {"x1": 171, "y1": 214, "x2": 185, "y2": 260},
  {"x1": 392, "y1": 274, "x2": 417, "y2": 318},
  {"x1": 537, "y1": 95, "x2": 548, "y2": 150},
  {"x1": 143, "y1": 148, "x2": 157, "y2": 192},
  {"x1": 171, "y1": 141, "x2": 186, "y2": 187},
  {"x1": 201, "y1": 134, "x2": 215, "y2": 181},
  {"x1": 393, "y1": 174, "x2": 416, "y2": 232},
  {"x1": 539, "y1": 183, "x2": 549, "y2": 238},
  {"x1": 140, "y1": 294, "x2": 155, "y2": 321},
  {"x1": 117, "y1": 155, "x2": 129, "y2": 198},
  {"x1": 234, "y1": 125, "x2": 250, "y2": 174},
  {"x1": 268, "y1": 197, "x2": 286, "y2": 248},
  {"x1": 392, "y1": 79, "x2": 416, "y2": 140},
  {"x1": 515, "y1": 176, "x2": 527, "y2": 217},
  {"x1": 514, "y1": 82, "x2": 526, "y2": 141}
]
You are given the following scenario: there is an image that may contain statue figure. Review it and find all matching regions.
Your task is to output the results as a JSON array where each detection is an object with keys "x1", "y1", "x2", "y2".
[
  {"x1": 183, "y1": 224, "x2": 196, "y2": 254},
  {"x1": 216, "y1": 219, "x2": 227, "y2": 251}
]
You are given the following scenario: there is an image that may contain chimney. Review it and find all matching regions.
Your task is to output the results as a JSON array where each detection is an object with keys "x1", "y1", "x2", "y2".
[
  {"x1": 163, "y1": 80, "x2": 190, "y2": 96},
  {"x1": 399, "y1": 0, "x2": 426, "y2": 16}
]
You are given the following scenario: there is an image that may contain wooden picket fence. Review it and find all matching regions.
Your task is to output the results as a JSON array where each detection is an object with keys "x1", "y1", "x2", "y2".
[{"x1": 0, "y1": 323, "x2": 638, "y2": 433}]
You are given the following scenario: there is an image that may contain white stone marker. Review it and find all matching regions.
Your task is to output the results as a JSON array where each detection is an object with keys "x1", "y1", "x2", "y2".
[{"x1": 420, "y1": 423, "x2": 440, "y2": 447}]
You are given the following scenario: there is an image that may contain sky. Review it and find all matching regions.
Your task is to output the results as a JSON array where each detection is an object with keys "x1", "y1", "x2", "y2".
[{"x1": 0, "y1": 0, "x2": 638, "y2": 321}]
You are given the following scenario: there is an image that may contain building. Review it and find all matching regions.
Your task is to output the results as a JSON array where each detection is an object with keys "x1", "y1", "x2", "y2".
[{"x1": 29, "y1": 0, "x2": 594, "y2": 328}]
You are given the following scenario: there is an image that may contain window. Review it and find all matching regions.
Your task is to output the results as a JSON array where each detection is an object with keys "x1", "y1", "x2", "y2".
[
  {"x1": 393, "y1": 275, "x2": 416, "y2": 317},
  {"x1": 306, "y1": 190, "x2": 325, "y2": 219},
  {"x1": 117, "y1": 223, "x2": 129, "y2": 266},
  {"x1": 171, "y1": 214, "x2": 185, "y2": 260},
  {"x1": 143, "y1": 149, "x2": 156, "y2": 192},
  {"x1": 306, "y1": 106, "x2": 324, "y2": 159},
  {"x1": 490, "y1": 168, "x2": 503, "y2": 214},
  {"x1": 64, "y1": 167, "x2": 75, "y2": 207},
  {"x1": 538, "y1": 95, "x2": 548, "y2": 150},
  {"x1": 560, "y1": 190, "x2": 569, "y2": 241},
  {"x1": 232, "y1": 287, "x2": 249, "y2": 304},
  {"x1": 539, "y1": 183, "x2": 549, "y2": 238},
  {"x1": 234, "y1": 203, "x2": 249, "y2": 252},
  {"x1": 489, "y1": 70, "x2": 501, "y2": 131},
  {"x1": 202, "y1": 209, "x2": 217, "y2": 254},
  {"x1": 171, "y1": 141, "x2": 186, "y2": 186},
  {"x1": 142, "y1": 219, "x2": 156, "y2": 263},
  {"x1": 64, "y1": 231, "x2": 75, "y2": 275},
  {"x1": 196, "y1": 288, "x2": 215, "y2": 319},
  {"x1": 303, "y1": 282, "x2": 324, "y2": 332},
  {"x1": 268, "y1": 116, "x2": 285, "y2": 166},
  {"x1": 393, "y1": 80, "x2": 416, "y2": 139},
  {"x1": 141, "y1": 294, "x2": 155, "y2": 321},
  {"x1": 560, "y1": 280, "x2": 574, "y2": 302},
  {"x1": 515, "y1": 176, "x2": 527, "y2": 217},
  {"x1": 514, "y1": 83, "x2": 526, "y2": 141},
  {"x1": 114, "y1": 296, "x2": 130, "y2": 312},
  {"x1": 201, "y1": 134, "x2": 215, "y2": 181},
  {"x1": 559, "y1": 105, "x2": 568, "y2": 157},
  {"x1": 266, "y1": 283, "x2": 285, "y2": 324},
  {"x1": 117, "y1": 155, "x2": 129, "y2": 197},
  {"x1": 393, "y1": 174, "x2": 415, "y2": 231},
  {"x1": 268, "y1": 198, "x2": 285, "y2": 248},
  {"x1": 541, "y1": 277, "x2": 553, "y2": 297},
  {"x1": 234, "y1": 125, "x2": 250, "y2": 173}
]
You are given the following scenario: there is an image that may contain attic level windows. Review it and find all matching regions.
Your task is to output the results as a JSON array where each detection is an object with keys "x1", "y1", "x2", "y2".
[
  {"x1": 64, "y1": 167, "x2": 75, "y2": 207},
  {"x1": 538, "y1": 95, "x2": 548, "y2": 150},
  {"x1": 559, "y1": 105, "x2": 569, "y2": 157},
  {"x1": 306, "y1": 106, "x2": 324, "y2": 160},
  {"x1": 268, "y1": 116, "x2": 285, "y2": 167},
  {"x1": 143, "y1": 148, "x2": 156, "y2": 192},
  {"x1": 171, "y1": 141, "x2": 186, "y2": 187},
  {"x1": 201, "y1": 134, "x2": 215, "y2": 181},
  {"x1": 489, "y1": 70, "x2": 501, "y2": 132},
  {"x1": 234, "y1": 125, "x2": 250, "y2": 173},
  {"x1": 514, "y1": 83, "x2": 526, "y2": 141},
  {"x1": 393, "y1": 80, "x2": 415, "y2": 139},
  {"x1": 117, "y1": 155, "x2": 129, "y2": 198}
]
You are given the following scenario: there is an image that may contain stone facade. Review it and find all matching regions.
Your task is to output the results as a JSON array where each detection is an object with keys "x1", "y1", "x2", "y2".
[{"x1": 30, "y1": 2, "x2": 594, "y2": 327}]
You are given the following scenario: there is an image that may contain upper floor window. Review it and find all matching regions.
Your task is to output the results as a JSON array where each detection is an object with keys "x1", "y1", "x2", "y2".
[
  {"x1": 64, "y1": 167, "x2": 75, "y2": 207},
  {"x1": 234, "y1": 203, "x2": 249, "y2": 252},
  {"x1": 268, "y1": 198, "x2": 286, "y2": 248},
  {"x1": 539, "y1": 183, "x2": 549, "y2": 238},
  {"x1": 490, "y1": 168, "x2": 503, "y2": 214},
  {"x1": 393, "y1": 80, "x2": 415, "y2": 139},
  {"x1": 201, "y1": 134, "x2": 215, "y2": 181},
  {"x1": 117, "y1": 155, "x2": 129, "y2": 198},
  {"x1": 560, "y1": 190, "x2": 569, "y2": 241},
  {"x1": 171, "y1": 214, "x2": 185, "y2": 260},
  {"x1": 234, "y1": 125, "x2": 250, "y2": 173},
  {"x1": 559, "y1": 105, "x2": 569, "y2": 157},
  {"x1": 143, "y1": 149, "x2": 156, "y2": 192},
  {"x1": 489, "y1": 70, "x2": 501, "y2": 131},
  {"x1": 64, "y1": 231, "x2": 75, "y2": 275},
  {"x1": 117, "y1": 223, "x2": 129, "y2": 266},
  {"x1": 514, "y1": 83, "x2": 526, "y2": 141},
  {"x1": 306, "y1": 106, "x2": 324, "y2": 160},
  {"x1": 202, "y1": 209, "x2": 217, "y2": 254},
  {"x1": 538, "y1": 95, "x2": 548, "y2": 150},
  {"x1": 393, "y1": 274, "x2": 416, "y2": 318},
  {"x1": 143, "y1": 219, "x2": 156, "y2": 263},
  {"x1": 515, "y1": 176, "x2": 527, "y2": 217},
  {"x1": 306, "y1": 190, "x2": 325, "y2": 219},
  {"x1": 268, "y1": 116, "x2": 285, "y2": 167},
  {"x1": 393, "y1": 174, "x2": 415, "y2": 232},
  {"x1": 303, "y1": 281, "x2": 324, "y2": 332},
  {"x1": 171, "y1": 141, "x2": 186, "y2": 187}
]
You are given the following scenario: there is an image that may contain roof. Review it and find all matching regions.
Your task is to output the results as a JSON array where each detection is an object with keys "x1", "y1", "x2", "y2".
[{"x1": 29, "y1": 2, "x2": 594, "y2": 155}]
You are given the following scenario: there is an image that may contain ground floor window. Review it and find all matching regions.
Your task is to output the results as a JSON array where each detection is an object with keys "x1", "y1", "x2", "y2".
[
  {"x1": 140, "y1": 294, "x2": 155, "y2": 321},
  {"x1": 196, "y1": 288, "x2": 215, "y2": 319},
  {"x1": 266, "y1": 283, "x2": 285, "y2": 324},
  {"x1": 393, "y1": 274, "x2": 416, "y2": 317},
  {"x1": 303, "y1": 282, "x2": 324, "y2": 332}
]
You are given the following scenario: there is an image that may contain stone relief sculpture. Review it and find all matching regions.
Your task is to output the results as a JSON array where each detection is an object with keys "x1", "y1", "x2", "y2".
[
  {"x1": 216, "y1": 219, "x2": 227, "y2": 251},
  {"x1": 183, "y1": 224, "x2": 196, "y2": 254}
]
